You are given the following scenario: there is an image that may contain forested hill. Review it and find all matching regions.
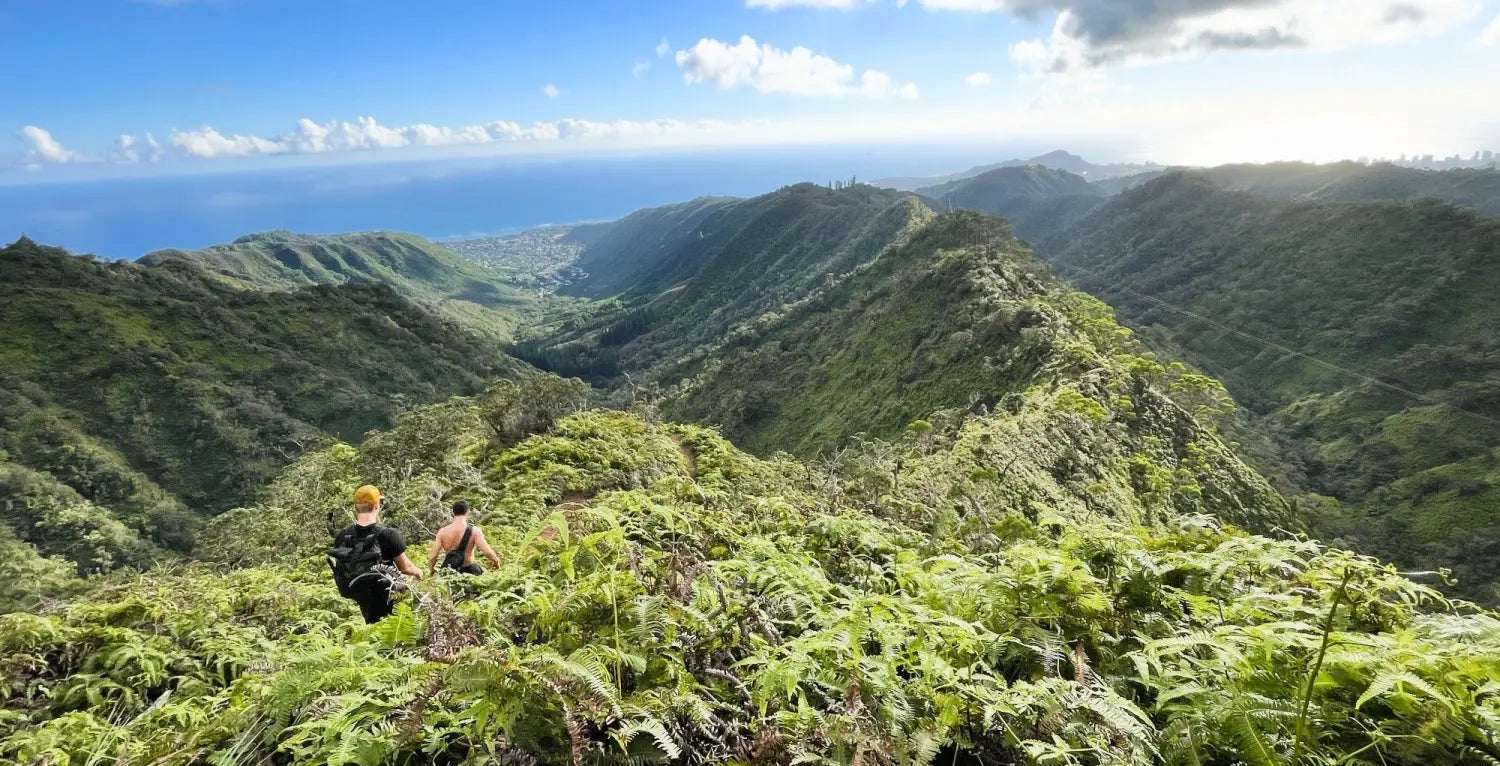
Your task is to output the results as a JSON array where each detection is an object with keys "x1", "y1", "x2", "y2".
[
  {"x1": 557, "y1": 196, "x2": 740, "y2": 299},
  {"x1": 661, "y1": 209, "x2": 1285, "y2": 529},
  {"x1": 913, "y1": 166, "x2": 1105, "y2": 243},
  {"x1": 0, "y1": 237, "x2": 532, "y2": 603},
  {"x1": 1038, "y1": 172, "x2": 1500, "y2": 600},
  {"x1": 1187, "y1": 162, "x2": 1500, "y2": 215},
  {"x1": 6, "y1": 375, "x2": 1497, "y2": 764},
  {"x1": 141, "y1": 230, "x2": 540, "y2": 341},
  {"x1": 874, "y1": 149, "x2": 1156, "y2": 191},
  {"x1": 524, "y1": 183, "x2": 928, "y2": 381}
]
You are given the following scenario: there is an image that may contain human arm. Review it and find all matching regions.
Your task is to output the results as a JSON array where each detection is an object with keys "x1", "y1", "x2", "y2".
[
  {"x1": 396, "y1": 553, "x2": 423, "y2": 580},
  {"x1": 382, "y1": 528, "x2": 423, "y2": 580},
  {"x1": 475, "y1": 527, "x2": 501, "y2": 569},
  {"x1": 426, "y1": 537, "x2": 443, "y2": 577}
]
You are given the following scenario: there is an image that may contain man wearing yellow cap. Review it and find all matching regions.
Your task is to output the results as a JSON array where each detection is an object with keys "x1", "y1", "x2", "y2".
[{"x1": 327, "y1": 485, "x2": 423, "y2": 623}]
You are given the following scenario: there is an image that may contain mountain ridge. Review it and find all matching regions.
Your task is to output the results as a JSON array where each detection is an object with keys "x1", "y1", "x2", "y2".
[
  {"x1": 0, "y1": 236, "x2": 534, "y2": 597},
  {"x1": 141, "y1": 230, "x2": 541, "y2": 342},
  {"x1": 1037, "y1": 171, "x2": 1500, "y2": 599}
]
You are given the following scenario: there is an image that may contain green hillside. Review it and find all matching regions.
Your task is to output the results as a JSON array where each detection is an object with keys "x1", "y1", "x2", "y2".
[
  {"x1": 141, "y1": 230, "x2": 543, "y2": 342},
  {"x1": 0, "y1": 237, "x2": 533, "y2": 595},
  {"x1": 660, "y1": 210, "x2": 1285, "y2": 529},
  {"x1": 875, "y1": 150, "x2": 1157, "y2": 191},
  {"x1": 559, "y1": 197, "x2": 740, "y2": 299},
  {"x1": 523, "y1": 184, "x2": 927, "y2": 382},
  {"x1": 1039, "y1": 172, "x2": 1500, "y2": 600},
  {"x1": 1090, "y1": 162, "x2": 1500, "y2": 214},
  {"x1": 1195, "y1": 162, "x2": 1500, "y2": 215},
  {"x1": 914, "y1": 166, "x2": 1105, "y2": 243},
  {"x1": 4, "y1": 377, "x2": 1496, "y2": 765}
]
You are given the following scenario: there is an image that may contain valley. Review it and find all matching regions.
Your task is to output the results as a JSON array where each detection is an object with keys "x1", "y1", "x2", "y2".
[{"x1": 3, "y1": 153, "x2": 1499, "y2": 765}]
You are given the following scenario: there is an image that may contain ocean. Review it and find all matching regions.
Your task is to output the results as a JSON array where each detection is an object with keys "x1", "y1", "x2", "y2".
[{"x1": 0, "y1": 141, "x2": 1066, "y2": 260}]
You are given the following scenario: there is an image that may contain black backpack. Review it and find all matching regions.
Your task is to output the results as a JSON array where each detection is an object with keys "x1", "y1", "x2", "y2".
[
  {"x1": 328, "y1": 526, "x2": 385, "y2": 596},
  {"x1": 441, "y1": 525, "x2": 474, "y2": 571}
]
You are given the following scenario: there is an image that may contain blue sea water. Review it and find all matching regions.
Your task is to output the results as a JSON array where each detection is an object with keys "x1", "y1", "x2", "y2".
[{"x1": 0, "y1": 141, "x2": 1068, "y2": 260}]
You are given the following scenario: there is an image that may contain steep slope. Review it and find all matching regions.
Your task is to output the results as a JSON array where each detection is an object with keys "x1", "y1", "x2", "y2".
[
  {"x1": 525, "y1": 184, "x2": 928, "y2": 381},
  {"x1": 0, "y1": 237, "x2": 533, "y2": 586},
  {"x1": 558, "y1": 196, "x2": 739, "y2": 299},
  {"x1": 4, "y1": 379, "x2": 1496, "y2": 765},
  {"x1": 660, "y1": 210, "x2": 1285, "y2": 530},
  {"x1": 914, "y1": 165, "x2": 1106, "y2": 243},
  {"x1": 1039, "y1": 172, "x2": 1500, "y2": 599},
  {"x1": 141, "y1": 230, "x2": 540, "y2": 341}
]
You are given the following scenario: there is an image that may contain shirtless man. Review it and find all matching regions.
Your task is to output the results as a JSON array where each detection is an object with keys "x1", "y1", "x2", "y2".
[{"x1": 427, "y1": 500, "x2": 502, "y2": 577}]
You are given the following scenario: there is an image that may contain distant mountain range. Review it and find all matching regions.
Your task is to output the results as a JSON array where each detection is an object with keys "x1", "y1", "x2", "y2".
[
  {"x1": 9, "y1": 153, "x2": 1500, "y2": 765},
  {"x1": 872, "y1": 149, "x2": 1161, "y2": 191},
  {"x1": 141, "y1": 230, "x2": 541, "y2": 342},
  {"x1": 4, "y1": 152, "x2": 1499, "y2": 604},
  {"x1": 512, "y1": 155, "x2": 1500, "y2": 601}
]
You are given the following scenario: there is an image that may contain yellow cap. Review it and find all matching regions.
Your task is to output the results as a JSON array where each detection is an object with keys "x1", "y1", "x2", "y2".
[{"x1": 353, "y1": 485, "x2": 381, "y2": 508}]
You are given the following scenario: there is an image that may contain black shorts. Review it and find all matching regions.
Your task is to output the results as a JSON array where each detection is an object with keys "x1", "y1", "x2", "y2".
[
  {"x1": 444, "y1": 561, "x2": 483, "y2": 576},
  {"x1": 348, "y1": 581, "x2": 394, "y2": 624}
]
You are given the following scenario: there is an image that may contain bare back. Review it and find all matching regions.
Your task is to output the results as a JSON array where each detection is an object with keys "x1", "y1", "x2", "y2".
[{"x1": 434, "y1": 519, "x2": 478, "y2": 564}]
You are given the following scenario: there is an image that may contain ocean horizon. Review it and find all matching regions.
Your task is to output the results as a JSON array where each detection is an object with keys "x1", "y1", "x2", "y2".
[{"x1": 0, "y1": 141, "x2": 1092, "y2": 260}]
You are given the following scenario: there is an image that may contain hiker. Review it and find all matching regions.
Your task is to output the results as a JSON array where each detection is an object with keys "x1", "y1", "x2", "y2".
[
  {"x1": 427, "y1": 500, "x2": 502, "y2": 577},
  {"x1": 328, "y1": 485, "x2": 423, "y2": 624}
]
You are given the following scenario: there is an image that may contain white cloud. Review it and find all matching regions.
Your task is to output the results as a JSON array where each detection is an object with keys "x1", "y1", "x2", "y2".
[
  {"x1": 675, "y1": 36, "x2": 918, "y2": 98},
  {"x1": 904, "y1": 0, "x2": 1008, "y2": 8},
  {"x1": 17, "y1": 126, "x2": 87, "y2": 163},
  {"x1": 51, "y1": 115, "x2": 746, "y2": 163},
  {"x1": 114, "y1": 134, "x2": 140, "y2": 163},
  {"x1": 632, "y1": 59, "x2": 652, "y2": 76},
  {"x1": 541, "y1": 83, "x2": 561, "y2": 99},
  {"x1": 747, "y1": 0, "x2": 875, "y2": 8},
  {"x1": 169, "y1": 126, "x2": 284, "y2": 158},
  {"x1": 915, "y1": 0, "x2": 1482, "y2": 71},
  {"x1": 1480, "y1": 13, "x2": 1500, "y2": 44},
  {"x1": 656, "y1": 38, "x2": 672, "y2": 57},
  {"x1": 965, "y1": 71, "x2": 993, "y2": 86}
]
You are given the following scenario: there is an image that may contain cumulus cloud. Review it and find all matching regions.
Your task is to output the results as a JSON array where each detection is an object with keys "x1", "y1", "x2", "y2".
[
  {"x1": 656, "y1": 38, "x2": 672, "y2": 57},
  {"x1": 541, "y1": 83, "x2": 561, "y2": 99},
  {"x1": 1480, "y1": 13, "x2": 1500, "y2": 44},
  {"x1": 965, "y1": 71, "x2": 993, "y2": 85},
  {"x1": 746, "y1": 0, "x2": 875, "y2": 8},
  {"x1": 17, "y1": 126, "x2": 87, "y2": 163},
  {"x1": 675, "y1": 36, "x2": 918, "y2": 98},
  {"x1": 915, "y1": 0, "x2": 1482, "y2": 71},
  {"x1": 68, "y1": 115, "x2": 731, "y2": 162},
  {"x1": 113, "y1": 134, "x2": 140, "y2": 163},
  {"x1": 633, "y1": 59, "x2": 652, "y2": 76}
]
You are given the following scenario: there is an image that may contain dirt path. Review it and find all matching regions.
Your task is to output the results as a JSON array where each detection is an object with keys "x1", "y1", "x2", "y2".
[{"x1": 670, "y1": 434, "x2": 699, "y2": 479}]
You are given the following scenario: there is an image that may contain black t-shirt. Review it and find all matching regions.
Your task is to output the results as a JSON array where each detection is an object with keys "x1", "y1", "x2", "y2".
[{"x1": 335, "y1": 523, "x2": 406, "y2": 564}]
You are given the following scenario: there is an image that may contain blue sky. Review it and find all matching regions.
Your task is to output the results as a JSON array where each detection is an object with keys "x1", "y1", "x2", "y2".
[{"x1": 5, "y1": 0, "x2": 1499, "y2": 181}]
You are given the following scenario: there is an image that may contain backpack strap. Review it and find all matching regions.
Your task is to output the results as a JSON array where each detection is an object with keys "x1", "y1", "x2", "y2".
[{"x1": 457, "y1": 524, "x2": 474, "y2": 555}]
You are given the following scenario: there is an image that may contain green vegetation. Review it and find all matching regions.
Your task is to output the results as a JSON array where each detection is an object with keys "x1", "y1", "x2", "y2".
[
  {"x1": 0, "y1": 237, "x2": 532, "y2": 601},
  {"x1": 914, "y1": 166, "x2": 1105, "y2": 244},
  {"x1": 6, "y1": 157, "x2": 1500, "y2": 763},
  {"x1": 1189, "y1": 162, "x2": 1500, "y2": 216},
  {"x1": 142, "y1": 230, "x2": 550, "y2": 342},
  {"x1": 1089, "y1": 162, "x2": 1500, "y2": 212},
  {"x1": 1039, "y1": 172, "x2": 1500, "y2": 600},
  {"x1": 655, "y1": 212, "x2": 1282, "y2": 535},
  {"x1": 521, "y1": 184, "x2": 925, "y2": 382},
  {"x1": 4, "y1": 379, "x2": 1497, "y2": 765}
]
